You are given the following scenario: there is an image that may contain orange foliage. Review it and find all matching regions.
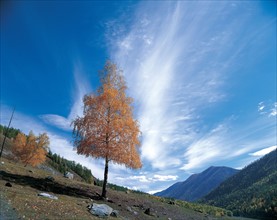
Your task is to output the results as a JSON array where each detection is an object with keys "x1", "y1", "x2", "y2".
[
  {"x1": 73, "y1": 61, "x2": 142, "y2": 168},
  {"x1": 12, "y1": 131, "x2": 49, "y2": 167},
  {"x1": 73, "y1": 61, "x2": 142, "y2": 197}
]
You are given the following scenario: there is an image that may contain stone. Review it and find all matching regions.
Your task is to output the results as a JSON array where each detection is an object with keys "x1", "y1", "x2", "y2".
[
  {"x1": 111, "y1": 210, "x2": 119, "y2": 217},
  {"x1": 38, "y1": 192, "x2": 58, "y2": 200},
  {"x1": 5, "y1": 182, "x2": 12, "y2": 187},
  {"x1": 144, "y1": 208, "x2": 151, "y2": 215},
  {"x1": 64, "y1": 171, "x2": 74, "y2": 179},
  {"x1": 126, "y1": 206, "x2": 132, "y2": 212},
  {"x1": 45, "y1": 176, "x2": 54, "y2": 181},
  {"x1": 168, "y1": 201, "x2": 175, "y2": 205},
  {"x1": 89, "y1": 203, "x2": 113, "y2": 218}
]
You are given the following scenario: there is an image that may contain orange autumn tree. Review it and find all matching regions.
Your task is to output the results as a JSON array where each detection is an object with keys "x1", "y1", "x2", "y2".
[
  {"x1": 12, "y1": 131, "x2": 49, "y2": 167},
  {"x1": 73, "y1": 61, "x2": 142, "y2": 198}
]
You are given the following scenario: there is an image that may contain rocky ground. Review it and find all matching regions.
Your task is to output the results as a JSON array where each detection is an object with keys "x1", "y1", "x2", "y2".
[{"x1": 0, "y1": 158, "x2": 251, "y2": 220}]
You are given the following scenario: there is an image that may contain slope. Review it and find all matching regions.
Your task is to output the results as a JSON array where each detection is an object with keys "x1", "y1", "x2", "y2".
[
  {"x1": 0, "y1": 155, "x2": 237, "y2": 219},
  {"x1": 202, "y1": 149, "x2": 277, "y2": 219},
  {"x1": 155, "y1": 166, "x2": 239, "y2": 202}
]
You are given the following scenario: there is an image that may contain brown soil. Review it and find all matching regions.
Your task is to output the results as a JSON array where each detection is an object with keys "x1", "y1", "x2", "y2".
[{"x1": 0, "y1": 158, "x2": 236, "y2": 220}]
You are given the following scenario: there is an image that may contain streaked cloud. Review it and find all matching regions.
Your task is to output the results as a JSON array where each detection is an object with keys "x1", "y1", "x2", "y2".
[
  {"x1": 115, "y1": 174, "x2": 178, "y2": 183},
  {"x1": 249, "y1": 146, "x2": 276, "y2": 157},
  {"x1": 41, "y1": 62, "x2": 91, "y2": 131},
  {"x1": 258, "y1": 101, "x2": 277, "y2": 117},
  {"x1": 109, "y1": 1, "x2": 272, "y2": 173}
]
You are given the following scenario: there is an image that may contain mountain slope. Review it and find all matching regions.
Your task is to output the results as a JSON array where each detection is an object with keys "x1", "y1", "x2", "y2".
[
  {"x1": 155, "y1": 166, "x2": 239, "y2": 202},
  {"x1": 202, "y1": 149, "x2": 277, "y2": 219}
]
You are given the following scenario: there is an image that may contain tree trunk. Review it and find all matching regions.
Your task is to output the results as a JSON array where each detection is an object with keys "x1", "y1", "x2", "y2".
[{"x1": 101, "y1": 156, "x2": 109, "y2": 198}]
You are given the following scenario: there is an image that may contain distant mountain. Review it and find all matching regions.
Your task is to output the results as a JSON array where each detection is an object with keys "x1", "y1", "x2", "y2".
[
  {"x1": 202, "y1": 149, "x2": 277, "y2": 219},
  {"x1": 155, "y1": 166, "x2": 239, "y2": 202}
]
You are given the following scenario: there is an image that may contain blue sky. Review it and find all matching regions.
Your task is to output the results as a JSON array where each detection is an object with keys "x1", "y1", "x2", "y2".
[{"x1": 1, "y1": 1, "x2": 276, "y2": 193}]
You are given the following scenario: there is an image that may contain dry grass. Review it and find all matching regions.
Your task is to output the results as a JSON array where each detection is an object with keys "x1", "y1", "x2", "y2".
[{"x1": 0, "y1": 158, "x2": 246, "y2": 220}]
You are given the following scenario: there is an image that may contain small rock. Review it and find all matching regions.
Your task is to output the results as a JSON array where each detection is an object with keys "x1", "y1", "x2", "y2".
[
  {"x1": 107, "y1": 199, "x2": 114, "y2": 203},
  {"x1": 38, "y1": 192, "x2": 58, "y2": 200},
  {"x1": 111, "y1": 210, "x2": 119, "y2": 217},
  {"x1": 144, "y1": 208, "x2": 151, "y2": 215},
  {"x1": 1, "y1": 161, "x2": 5, "y2": 165},
  {"x1": 133, "y1": 211, "x2": 138, "y2": 215},
  {"x1": 45, "y1": 176, "x2": 54, "y2": 182},
  {"x1": 5, "y1": 182, "x2": 12, "y2": 187},
  {"x1": 126, "y1": 206, "x2": 132, "y2": 212},
  {"x1": 64, "y1": 171, "x2": 74, "y2": 179}
]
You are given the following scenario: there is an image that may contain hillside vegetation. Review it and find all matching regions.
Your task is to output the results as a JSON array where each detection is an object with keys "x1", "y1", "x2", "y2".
[
  {"x1": 0, "y1": 130, "x2": 238, "y2": 220},
  {"x1": 0, "y1": 158, "x2": 237, "y2": 220},
  {"x1": 202, "y1": 149, "x2": 277, "y2": 219}
]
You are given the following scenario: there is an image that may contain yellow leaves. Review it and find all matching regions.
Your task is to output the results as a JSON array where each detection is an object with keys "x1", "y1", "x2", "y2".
[
  {"x1": 73, "y1": 61, "x2": 142, "y2": 169},
  {"x1": 12, "y1": 131, "x2": 50, "y2": 167}
]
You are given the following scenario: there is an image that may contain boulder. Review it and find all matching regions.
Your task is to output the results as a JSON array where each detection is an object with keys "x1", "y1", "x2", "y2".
[
  {"x1": 89, "y1": 203, "x2": 113, "y2": 218},
  {"x1": 111, "y1": 210, "x2": 119, "y2": 217},
  {"x1": 5, "y1": 182, "x2": 12, "y2": 187}
]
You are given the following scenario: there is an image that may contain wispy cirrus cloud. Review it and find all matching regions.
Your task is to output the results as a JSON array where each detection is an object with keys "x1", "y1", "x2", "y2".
[
  {"x1": 181, "y1": 114, "x2": 276, "y2": 171},
  {"x1": 249, "y1": 146, "x2": 276, "y2": 157},
  {"x1": 41, "y1": 62, "x2": 91, "y2": 131},
  {"x1": 258, "y1": 101, "x2": 277, "y2": 117},
  {"x1": 109, "y1": 1, "x2": 267, "y2": 171}
]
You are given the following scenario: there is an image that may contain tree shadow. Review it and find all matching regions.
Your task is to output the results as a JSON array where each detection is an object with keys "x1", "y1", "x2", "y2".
[{"x1": 0, "y1": 171, "x2": 102, "y2": 201}]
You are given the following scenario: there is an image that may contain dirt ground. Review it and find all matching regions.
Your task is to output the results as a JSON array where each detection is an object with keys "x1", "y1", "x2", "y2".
[{"x1": 0, "y1": 158, "x2": 238, "y2": 220}]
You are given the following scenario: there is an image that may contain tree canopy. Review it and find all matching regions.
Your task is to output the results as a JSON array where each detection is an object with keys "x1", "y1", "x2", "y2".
[
  {"x1": 73, "y1": 61, "x2": 142, "y2": 197},
  {"x1": 12, "y1": 131, "x2": 49, "y2": 167}
]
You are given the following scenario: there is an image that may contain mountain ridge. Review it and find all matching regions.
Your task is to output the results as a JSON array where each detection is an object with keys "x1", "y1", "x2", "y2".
[
  {"x1": 202, "y1": 149, "x2": 277, "y2": 219},
  {"x1": 155, "y1": 166, "x2": 239, "y2": 202}
]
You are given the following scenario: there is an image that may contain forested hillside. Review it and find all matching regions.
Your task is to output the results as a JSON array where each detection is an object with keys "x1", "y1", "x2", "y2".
[
  {"x1": 202, "y1": 149, "x2": 277, "y2": 219},
  {"x1": 0, "y1": 124, "x2": 20, "y2": 139},
  {"x1": 47, "y1": 151, "x2": 93, "y2": 183}
]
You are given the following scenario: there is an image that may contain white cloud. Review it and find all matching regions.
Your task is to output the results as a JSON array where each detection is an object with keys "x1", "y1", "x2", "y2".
[
  {"x1": 152, "y1": 175, "x2": 178, "y2": 182},
  {"x1": 258, "y1": 102, "x2": 265, "y2": 112},
  {"x1": 148, "y1": 189, "x2": 163, "y2": 195},
  {"x1": 181, "y1": 115, "x2": 276, "y2": 171},
  {"x1": 41, "y1": 62, "x2": 91, "y2": 131},
  {"x1": 115, "y1": 174, "x2": 178, "y2": 183},
  {"x1": 269, "y1": 102, "x2": 277, "y2": 117},
  {"x1": 108, "y1": 1, "x2": 267, "y2": 172},
  {"x1": 249, "y1": 146, "x2": 276, "y2": 157},
  {"x1": 257, "y1": 101, "x2": 277, "y2": 117},
  {"x1": 40, "y1": 114, "x2": 71, "y2": 131},
  {"x1": 0, "y1": 105, "x2": 106, "y2": 179}
]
